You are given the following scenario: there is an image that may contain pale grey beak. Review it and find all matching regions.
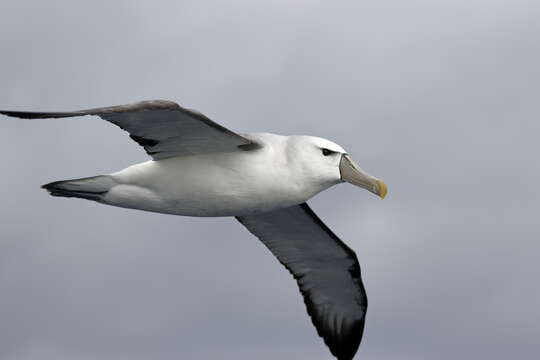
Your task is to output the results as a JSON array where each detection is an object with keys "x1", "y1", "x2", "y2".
[{"x1": 339, "y1": 154, "x2": 388, "y2": 198}]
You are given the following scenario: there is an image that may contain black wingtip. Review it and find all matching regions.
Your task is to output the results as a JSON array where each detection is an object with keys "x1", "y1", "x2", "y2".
[
  {"x1": 0, "y1": 110, "x2": 33, "y2": 119},
  {"x1": 0, "y1": 110, "x2": 84, "y2": 119}
]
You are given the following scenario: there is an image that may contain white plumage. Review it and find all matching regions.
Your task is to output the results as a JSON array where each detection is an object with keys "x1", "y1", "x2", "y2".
[{"x1": 107, "y1": 133, "x2": 346, "y2": 216}]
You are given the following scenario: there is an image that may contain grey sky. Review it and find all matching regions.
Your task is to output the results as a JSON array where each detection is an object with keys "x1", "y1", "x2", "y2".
[{"x1": 0, "y1": 1, "x2": 539, "y2": 359}]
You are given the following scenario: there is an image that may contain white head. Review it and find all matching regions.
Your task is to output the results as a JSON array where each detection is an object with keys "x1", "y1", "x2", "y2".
[{"x1": 284, "y1": 135, "x2": 387, "y2": 198}]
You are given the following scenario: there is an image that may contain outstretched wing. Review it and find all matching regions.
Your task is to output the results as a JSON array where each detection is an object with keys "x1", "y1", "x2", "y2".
[
  {"x1": 0, "y1": 100, "x2": 256, "y2": 159},
  {"x1": 236, "y1": 203, "x2": 368, "y2": 360}
]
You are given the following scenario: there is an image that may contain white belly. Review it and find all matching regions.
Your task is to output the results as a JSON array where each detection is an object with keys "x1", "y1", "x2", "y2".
[{"x1": 104, "y1": 150, "x2": 318, "y2": 217}]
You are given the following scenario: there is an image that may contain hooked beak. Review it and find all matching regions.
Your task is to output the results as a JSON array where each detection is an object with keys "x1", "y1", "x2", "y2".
[{"x1": 340, "y1": 154, "x2": 388, "y2": 199}]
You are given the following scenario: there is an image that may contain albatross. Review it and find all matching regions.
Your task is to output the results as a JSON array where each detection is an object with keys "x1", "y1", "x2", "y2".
[{"x1": 1, "y1": 100, "x2": 387, "y2": 360}]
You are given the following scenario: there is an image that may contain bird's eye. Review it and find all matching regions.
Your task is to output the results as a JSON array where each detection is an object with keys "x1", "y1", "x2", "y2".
[{"x1": 322, "y1": 148, "x2": 334, "y2": 156}]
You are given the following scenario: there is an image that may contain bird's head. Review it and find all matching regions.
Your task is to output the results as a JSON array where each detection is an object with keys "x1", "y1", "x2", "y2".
[{"x1": 286, "y1": 136, "x2": 387, "y2": 199}]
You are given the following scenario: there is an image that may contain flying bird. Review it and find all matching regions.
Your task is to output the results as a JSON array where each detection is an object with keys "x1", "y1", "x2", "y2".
[{"x1": 1, "y1": 100, "x2": 387, "y2": 360}]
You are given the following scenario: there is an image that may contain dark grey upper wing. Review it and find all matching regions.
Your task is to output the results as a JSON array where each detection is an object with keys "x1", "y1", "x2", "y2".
[
  {"x1": 236, "y1": 203, "x2": 368, "y2": 360},
  {"x1": 0, "y1": 100, "x2": 255, "y2": 159}
]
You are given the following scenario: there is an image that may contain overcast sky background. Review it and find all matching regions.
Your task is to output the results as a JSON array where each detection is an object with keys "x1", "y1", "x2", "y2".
[{"x1": 0, "y1": 1, "x2": 538, "y2": 359}]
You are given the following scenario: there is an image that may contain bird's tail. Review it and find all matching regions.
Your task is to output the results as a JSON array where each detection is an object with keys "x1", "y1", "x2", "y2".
[{"x1": 42, "y1": 175, "x2": 117, "y2": 202}]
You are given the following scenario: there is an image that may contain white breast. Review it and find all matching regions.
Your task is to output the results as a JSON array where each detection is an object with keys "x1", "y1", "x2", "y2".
[{"x1": 104, "y1": 134, "x2": 323, "y2": 216}]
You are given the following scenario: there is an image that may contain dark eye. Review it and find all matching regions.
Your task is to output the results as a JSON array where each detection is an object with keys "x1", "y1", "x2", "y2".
[{"x1": 322, "y1": 148, "x2": 334, "y2": 156}]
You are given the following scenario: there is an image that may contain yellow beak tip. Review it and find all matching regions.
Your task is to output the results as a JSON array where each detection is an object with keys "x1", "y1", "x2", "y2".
[{"x1": 377, "y1": 180, "x2": 388, "y2": 199}]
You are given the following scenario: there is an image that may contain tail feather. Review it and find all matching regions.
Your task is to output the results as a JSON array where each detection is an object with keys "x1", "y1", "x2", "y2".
[{"x1": 42, "y1": 175, "x2": 117, "y2": 202}]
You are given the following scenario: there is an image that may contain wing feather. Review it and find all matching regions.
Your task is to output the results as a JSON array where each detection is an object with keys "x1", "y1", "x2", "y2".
[
  {"x1": 0, "y1": 99, "x2": 256, "y2": 159},
  {"x1": 237, "y1": 203, "x2": 367, "y2": 360}
]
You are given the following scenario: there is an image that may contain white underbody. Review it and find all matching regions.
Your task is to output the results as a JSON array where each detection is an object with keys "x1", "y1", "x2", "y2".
[{"x1": 104, "y1": 133, "x2": 341, "y2": 217}]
